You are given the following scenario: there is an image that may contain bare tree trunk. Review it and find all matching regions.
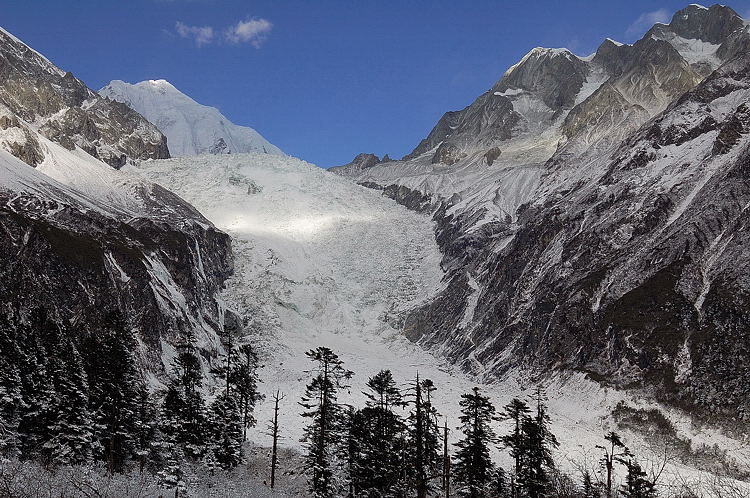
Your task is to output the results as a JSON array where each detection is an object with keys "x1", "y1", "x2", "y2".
[
  {"x1": 443, "y1": 418, "x2": 450, "y2": 498},
  {"x1": 270, "y1": 389, "x2": 285, "y2": 489}
]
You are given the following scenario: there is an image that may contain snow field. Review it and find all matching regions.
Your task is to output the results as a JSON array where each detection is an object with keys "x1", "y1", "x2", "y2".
[{"x1": 127, "y1": 153, "x2": 750, "y2": 491}]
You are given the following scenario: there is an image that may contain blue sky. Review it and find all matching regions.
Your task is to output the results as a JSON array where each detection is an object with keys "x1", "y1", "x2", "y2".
[{"x1": 3, "y1": 1, "x2": 750, "y2": 166}]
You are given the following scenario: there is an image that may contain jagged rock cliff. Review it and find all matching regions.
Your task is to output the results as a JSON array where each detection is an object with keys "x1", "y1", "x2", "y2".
[
  {"x1": 332, "y1": 4, "x2": 750, "y2": 418},
  {"x1": 0, "y1": 28, "x2": 169, "y2": 167},
  {"x1": 0, "y1": 27, "x2": 232, "y2": 372}
]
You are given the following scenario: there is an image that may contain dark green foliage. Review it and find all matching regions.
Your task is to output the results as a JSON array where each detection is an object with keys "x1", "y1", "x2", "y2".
[
  {"x1": 0, "y1": 317, "x2": 23, "y2": 457},
  {"x1": 347, "y1": 370, "x2": 407, "y2": 496},
  {"x1": 231, "y1": 344, "x2": 262, "y2": 439},
  {"x1": 516, "y1": 387, "x2": 559, "y2": 498},
  {"x1": 500, "y1": 397, "x2": 530, "y2": 483},
  {"x1": 299, "y1": 347, "x2": 353, "y2": 497},
  {"x1": 14, "y1": 310, "x2": 58, "y2": 460},
  {"x1": 208, "y1": 392, "x2": 244, "y2": 469},
  {"x1": 161, "y1": 333, "x2": 209, "y2": 460},
  {"x1": 405, "y1": 374, "x2": 441, "y2": 498},
  {"x1": 618, "y1": 455, "x2": 657, "y2": 498},
  {"x1": 452, "y1": 387, "x2": 497, "y2": 498},
  {"x1": 42, "y1": 328, "x2": 93, "y2": 465},
  {"x1": 490, "y1": 467, "x2": 511, "y2": 497},
  {"x1": 83, "y1": 311, "x2": 147, "y2": 472}
]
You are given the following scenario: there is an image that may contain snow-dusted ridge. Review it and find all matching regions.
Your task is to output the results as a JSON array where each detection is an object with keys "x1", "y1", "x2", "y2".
[
  {"x1": 100, "y1": 79, "x2": 284, "y2": 157},
  {"x1": 125, "y1": 152, "x2": 750, "y2": 488}
]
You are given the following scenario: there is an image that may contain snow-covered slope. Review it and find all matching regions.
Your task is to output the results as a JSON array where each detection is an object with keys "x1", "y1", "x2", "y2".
[
  {"x1": 100, "y1": 79, "x2": 284, "y2": 157},
  {"x1": 330, "y1": 4, "x2": 750, "y2": 417},
  {"x1": 0, "y1": 95, "x2": 232, "y2": 372},
  {"x1": 0, "y1": 27, "x2": 169, "y2": 168},
  {"x1": 126, "y1": 152, "x2": 750, "y2": 488}
]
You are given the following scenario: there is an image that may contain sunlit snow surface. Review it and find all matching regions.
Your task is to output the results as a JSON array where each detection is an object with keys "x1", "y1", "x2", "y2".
[{"x1": 127, "y1": 153, "x2": 749, "y2": 489}]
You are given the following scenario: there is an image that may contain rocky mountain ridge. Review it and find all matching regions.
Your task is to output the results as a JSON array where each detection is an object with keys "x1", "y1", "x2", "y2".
[
  {"x1": 0, "y1": 28, "x2": 169, "y2": 168},
  {"x1": 99, "y1": 79, "x2": 284, "y2": 157},
  {"x1": 332, "y1": 3, "x2": 750, "y2": 419},
  {"x1": 0, "y1": 28, "x2": 233, "y2": 374}
]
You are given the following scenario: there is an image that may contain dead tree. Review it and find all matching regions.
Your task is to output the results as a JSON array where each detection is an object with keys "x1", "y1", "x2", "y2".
[
  {"x1": 443, "y1": 418, "x2": 450, "y2": 498},
  {"x1": 269, "y1": 389, "x2": 286, "y2": 489}
]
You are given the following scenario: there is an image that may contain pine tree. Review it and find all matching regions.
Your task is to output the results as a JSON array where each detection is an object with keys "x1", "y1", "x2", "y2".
[
  {"x1": 582, "y1": 470, "x2": 603, "y2": 498},
  {"x1": 133, "y1": 384, "x2": 158, "y2": 473},
  {"x1": 212, "y1": 330, "x2": 261, "y2": 443},
  {"x1": 299, "y1": 347, "x2": 353, "y2": 497},
  {"x1": 596, "y1": 431, "x2": 627, "y2": 498},
  {"x1": 452, "y1": 387, "x2": 498, "y2": 498},
  {"x1": 84, "y1": 311, "x2": 145, "y2": 472},
  {"x1": 162, "y1": 332, "x2": 209, "y2": 460},
  {"x1": 156, "y1": 434, "x2": 187, "y2": 497},
  {"x1": 405, "y1": 374, "x2": 441, "y2": 498},
  {"x1": 0, "y1": 319, "x2": 23, "y2": 457},
  {"x1": 491, "y1": 467, "x2": 511, "y2": 498},
  {"x1": 43, "y1": 332, "x2": 94, "y2": 465},
  {"x1": 208, "y1": 392, "x2": 244, "y2": 469},
  {"x1": 348, "y1": 369, "x2": 406, "y2": 496},
  {"x1": 15, "y1": 309, "x2": 57, "y2": 460},
  {"x1": 617, "y1": 453, "x2": 657, "y2": 498},
  {"x1": 231, "y1": 343, "x2": 262, "y2": 440},
  {"x1": 499, "y1": 397, "x2": 531, "y2": 490},
  {"x1": 517, "y1": 387, "x2": 559, "y2": 498}
]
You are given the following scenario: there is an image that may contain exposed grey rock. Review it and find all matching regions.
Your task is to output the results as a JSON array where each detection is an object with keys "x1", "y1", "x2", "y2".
[
  {"x1": 0, "y1": 28, "x2": 169, "y2": 167},
  {"x1": 332, "y1": 4, "x2": 750, "y2": 420},
  {"x1": 484, "y1": 147, "x2": 502, "y2": 165},
  {"x1": 494, "y1": 47, "x2": 589, "y2": 110},
  {"x1": 431, "y1": 142, "x2": 464, "y2": 165},
  {"x1": 0, "y1": 152, "x2": 233, "y2": 370},
  {"x1": 650, "y1": 4, "x2": 744, "y2": 45}
]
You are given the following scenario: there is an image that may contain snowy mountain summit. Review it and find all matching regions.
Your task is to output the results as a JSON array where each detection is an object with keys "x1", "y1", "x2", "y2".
[{"x1": 100, "y1": 79, "x2": 284, "y2": 157}]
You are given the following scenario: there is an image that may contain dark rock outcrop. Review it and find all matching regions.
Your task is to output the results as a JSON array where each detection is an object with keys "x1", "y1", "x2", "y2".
[{"x1": 0, "y1": 28, "x2": 170, "y2": 167}]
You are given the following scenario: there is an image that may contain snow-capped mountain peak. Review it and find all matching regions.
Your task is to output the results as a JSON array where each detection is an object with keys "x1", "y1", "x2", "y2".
[{"x1": 99, "y1": 79, "x2": 284, "y2": 157}]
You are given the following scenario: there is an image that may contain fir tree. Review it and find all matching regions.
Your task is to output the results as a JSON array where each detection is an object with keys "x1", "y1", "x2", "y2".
[
  {"x1": 162, "y1": 332, "x2": 209, "y2": 460},
  {"x1": 517, "y1": 387, "x2": 559, "y2": 498},
  {"x1": 208, "y1": 392, "x2": 244, "y2": 469},
  {"x1": 156, "y1": 434, "x2": 187, "y2": 497},
  {"x1": 231, "y1": 343, "x2": 262, "y2": 440},
  {"x1": 618, "y1": 453, "x2": 657, "y2": 498},
  {"x1": 596, "y1": 431, "x2": 627, "y2": 498},
  {"x1": 348, "y1": 370, "x2": 406, "y2": 496},
  {"x1": 491, "y1": 467, "x2": 511, "y2": 498},
  {"x1": 84, "y1": 311, "x2": 145, "y2": 472},
  {"x1": 0, "y1": 320, "x2": 23, "y2": 457},
  {"x1": 133, "y1": 384, "x2": 158, "y2": 473},
  {"x1": 452, "y1": 387, "x2": 497, "y2": 498},
  {"x1": 499, "y1": 397, "x2": 531, "y2": 488},
  {"x1": 582, "y1": 470, "x2": 603, "y2": 498},
  {"x1": 43, "y1": 332, "x2": 94, "y2": 465},
  {"x1": 299, "y1": 347, "x2": 353, "y2": 497},
  {"x1": 405, "y1": 374, "x2": 441, "y2": 498},
  {"x1": 15, "y1": 309, "x2": 57, "y2": 460}
]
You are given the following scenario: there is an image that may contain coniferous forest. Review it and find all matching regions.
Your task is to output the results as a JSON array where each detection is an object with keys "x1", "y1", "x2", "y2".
[{"x1": 1, "y1": 315, "x2": 685, "y2": 497}]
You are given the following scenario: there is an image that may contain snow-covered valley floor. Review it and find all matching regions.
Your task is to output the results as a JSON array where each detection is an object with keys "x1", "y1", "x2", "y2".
[{"x1": 127, "y1": 153, "x2": 750, "y2": 493}]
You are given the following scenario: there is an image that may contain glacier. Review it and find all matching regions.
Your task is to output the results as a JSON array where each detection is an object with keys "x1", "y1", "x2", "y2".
[{"x1": 100, "y1": 79, "x2": 284, "y2": 157}]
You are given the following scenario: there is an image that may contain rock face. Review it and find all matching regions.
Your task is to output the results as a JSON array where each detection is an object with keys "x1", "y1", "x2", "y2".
[
  {"x1": 329, "y1": 152, "x2": 386, "y2": 175},
  {"x1": 0, "y1": 28, "x2": 169, "y2": 168},
  {"x1": 99, "y1": 79, "x2": 284, "y2": 157},
  {"x1": 332, "y1": 5, "x2": 750, "y2": 418},
  {"x1": 0, "y1": 27, "x2": 233, "y2": 373},
  {"x1": 0, "y1": 143, "x2": 233, "y2": 370}
]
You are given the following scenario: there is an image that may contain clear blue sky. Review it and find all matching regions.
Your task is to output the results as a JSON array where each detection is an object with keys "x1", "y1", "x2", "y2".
[{"x1": 3, "y1": 1, "x2": 750, "y2": 166}]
